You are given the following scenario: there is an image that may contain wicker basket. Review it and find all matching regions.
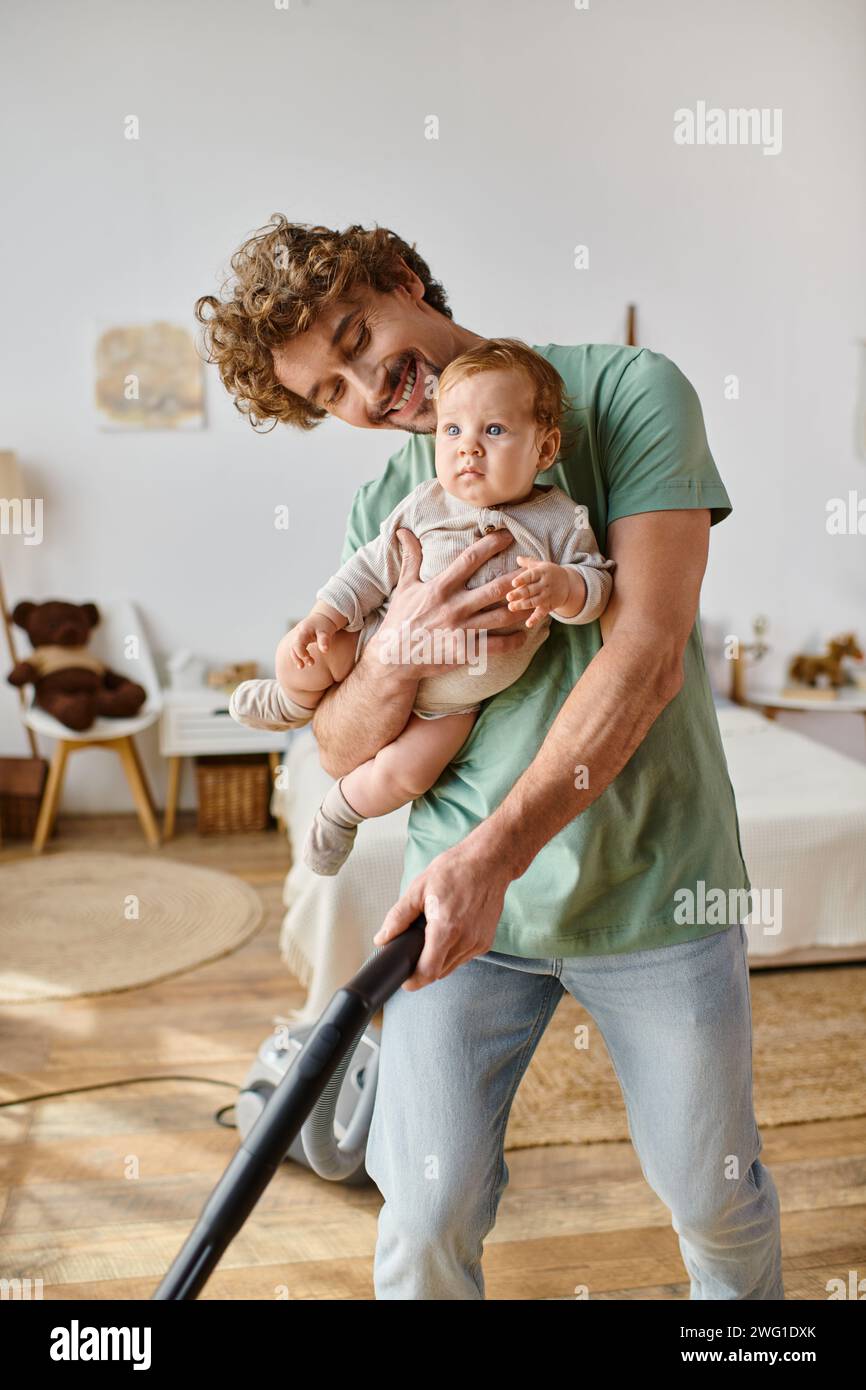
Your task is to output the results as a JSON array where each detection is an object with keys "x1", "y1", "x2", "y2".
[
  {"x1": 194, "y1": 754, "x2": 272, "y2": 834},
  {"x1": 0, "y1": 756, "x2": 50, "y2": 840}
]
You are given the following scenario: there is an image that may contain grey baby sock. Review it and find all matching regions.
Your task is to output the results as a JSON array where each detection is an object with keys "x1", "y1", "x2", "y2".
[{"x1": 302, "y1": 778, "x2": 367, "y2": 876}]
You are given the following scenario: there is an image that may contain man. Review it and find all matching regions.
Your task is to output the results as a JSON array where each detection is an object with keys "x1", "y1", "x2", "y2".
[{"x1": 195, "y1": 215, "x2": 783, "y2": 1300}]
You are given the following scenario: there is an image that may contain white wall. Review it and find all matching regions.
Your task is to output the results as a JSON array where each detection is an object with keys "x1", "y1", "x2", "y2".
[{"x1": 1, "y1": 0, "x2": 864, "y2": 811}]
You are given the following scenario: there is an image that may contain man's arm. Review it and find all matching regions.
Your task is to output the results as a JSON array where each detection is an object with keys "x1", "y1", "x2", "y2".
[
  {"x1": 375, "y1": 507, "x2": 711, "y2": 986},
  {"x1": 311, "y1": 628, "x2": 418, "y2": 778}
]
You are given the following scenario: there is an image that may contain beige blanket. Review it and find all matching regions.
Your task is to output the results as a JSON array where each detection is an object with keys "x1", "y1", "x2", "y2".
[{"x1": 271, "y1": 728, "x2": 409, "y2": 1023}]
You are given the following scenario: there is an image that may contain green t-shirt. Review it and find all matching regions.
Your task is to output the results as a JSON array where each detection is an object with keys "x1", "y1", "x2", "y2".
[{"x1": 339, "y1": 343, "x2": 751, "y2": 957}]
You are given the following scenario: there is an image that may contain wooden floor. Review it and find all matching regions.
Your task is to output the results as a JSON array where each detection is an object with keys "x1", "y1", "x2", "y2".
[{"x1": 1, "y1": 813, "x2": 864, "y2": 1301}]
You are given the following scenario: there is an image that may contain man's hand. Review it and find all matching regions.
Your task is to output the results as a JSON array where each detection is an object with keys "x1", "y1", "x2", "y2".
[
  {"x1": 312, "y1": 524, "x2": 536, "y2": 777},
  {"x1": 368, "y1": 526, "x2": 531, "y2": 681},
  {"x1": 373, "y1": 838, "x2": 513, "y2": 990}
]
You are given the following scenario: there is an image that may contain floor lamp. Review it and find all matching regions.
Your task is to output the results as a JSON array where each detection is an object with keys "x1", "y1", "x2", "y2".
[{"x1": 0, "y1": 450, "x2": 39, "y2": 758}]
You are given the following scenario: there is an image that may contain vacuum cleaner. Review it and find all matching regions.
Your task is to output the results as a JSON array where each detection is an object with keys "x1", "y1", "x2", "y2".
[
  {"x1": 152, "y1": 913, "x2": 426, "y2": 1300},
  {"x1": 235, "y1": 1018, "x2": 379, "y2": 1188}
]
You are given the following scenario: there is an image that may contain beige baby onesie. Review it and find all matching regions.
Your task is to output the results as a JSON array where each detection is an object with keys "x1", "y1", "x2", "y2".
[{"x1": 317, "y1": 479, "x2": 615, "y2": 719}]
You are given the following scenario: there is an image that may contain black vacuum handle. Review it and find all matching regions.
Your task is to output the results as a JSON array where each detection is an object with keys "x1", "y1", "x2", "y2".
[
  {"x1": 351, "y1": 913, "x2": 427, "y2": 1011},
  {"x1": 152, "y1": 913, "x2": 426, "y2": 1300}
]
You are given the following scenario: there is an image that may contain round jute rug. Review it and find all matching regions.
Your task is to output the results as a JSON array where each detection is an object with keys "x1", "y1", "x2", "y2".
[
  {"x1": 0, "y1": 852, "x2": 264, "y2": 1003},
  {"x1": 506, "y1": 964, "x2": 866, "y2": 1149}
]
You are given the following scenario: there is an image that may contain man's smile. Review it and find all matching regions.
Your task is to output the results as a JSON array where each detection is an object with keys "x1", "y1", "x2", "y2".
[{"x1": 384, "y1": 355, "x2": 424, "y2": 422}]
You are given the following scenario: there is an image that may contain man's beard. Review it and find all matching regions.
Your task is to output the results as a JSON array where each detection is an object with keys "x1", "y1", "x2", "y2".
[{"x1": 396, "y1": 403, "x2": 437, "y2": 435}]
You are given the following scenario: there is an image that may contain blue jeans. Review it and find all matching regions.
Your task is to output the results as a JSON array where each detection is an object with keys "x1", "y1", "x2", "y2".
[{"x1": 364, "y1": 921, "x2": 784, "y2": 1300}]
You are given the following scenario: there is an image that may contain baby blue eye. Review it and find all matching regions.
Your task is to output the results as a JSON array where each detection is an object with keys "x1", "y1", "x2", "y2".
[
  {"x1": 487, "y1": 423, "x2": 504, "y2": 436},
  {"x1": 445, "y1": 424, "x2": 460, "y2": 436}
]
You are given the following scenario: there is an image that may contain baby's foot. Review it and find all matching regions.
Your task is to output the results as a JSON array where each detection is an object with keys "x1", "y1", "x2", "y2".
[
  {"x1": 301, "y1": 779, "x2": 366, "y2": 876},
  {"x1": 229, "y1": 679, "x2": 316, "y2": 732},
  {"x1": 302, "y1": 812, "x2": 358, "y2": 875}
]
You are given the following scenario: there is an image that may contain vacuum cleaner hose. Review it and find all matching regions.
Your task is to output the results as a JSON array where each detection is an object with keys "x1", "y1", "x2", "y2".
[{"x1": 299, "y1": 944, "x2": 382, "y2": 1180}]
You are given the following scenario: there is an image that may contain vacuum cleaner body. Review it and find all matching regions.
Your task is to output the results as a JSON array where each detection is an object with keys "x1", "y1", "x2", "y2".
[{"x1": 236, "y1": 1023, "x2": 381, "y2": 1186}]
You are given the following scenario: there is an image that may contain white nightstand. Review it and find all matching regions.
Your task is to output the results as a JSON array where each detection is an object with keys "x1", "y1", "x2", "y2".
[{"x1": 159, "y1": 688, "x2": 288, "y2": 838}]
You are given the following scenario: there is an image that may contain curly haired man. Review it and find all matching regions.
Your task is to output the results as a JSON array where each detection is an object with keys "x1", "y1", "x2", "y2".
[{"x1": 195, "y1": 216, "x2": 783, "y2": 1301}]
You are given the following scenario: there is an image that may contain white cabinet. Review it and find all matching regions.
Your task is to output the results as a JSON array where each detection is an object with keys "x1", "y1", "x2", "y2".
[{"x1": 159, "y1": 689, "x2": 288, "y2": 838}]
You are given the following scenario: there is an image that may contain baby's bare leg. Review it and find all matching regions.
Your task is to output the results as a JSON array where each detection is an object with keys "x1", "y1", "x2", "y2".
[
  {"x1": 230, "y1": 628, "x2": 357, "y2": 732},
  {"x1": 342, "y1": 711, "x2": 476, "y2": 817},
  {"x1": 302, "y1": 711, "x2": 476, "y2": 876}
]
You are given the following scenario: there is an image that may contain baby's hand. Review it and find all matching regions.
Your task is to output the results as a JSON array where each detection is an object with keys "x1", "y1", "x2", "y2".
[
  {"x1": 504, "y1": 559, "x2": 571, "y2": 629},
  {"x1": 288, "y1": 613, "x2": 339, "y2": 669}
]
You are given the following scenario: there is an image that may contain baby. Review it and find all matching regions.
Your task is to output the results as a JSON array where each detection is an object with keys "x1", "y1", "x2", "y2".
[{"x1": 230, "y1": 338, "x2": 615, "y2": 874}]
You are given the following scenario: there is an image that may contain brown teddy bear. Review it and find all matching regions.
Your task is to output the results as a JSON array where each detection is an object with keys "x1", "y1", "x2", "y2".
[{"x1": 7, "y1": 600, "x2": 147, "y2": 732}]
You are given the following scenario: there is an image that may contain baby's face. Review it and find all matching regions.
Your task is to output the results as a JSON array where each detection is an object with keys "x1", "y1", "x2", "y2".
[{"x1": 434, "y1": 369, "x2": 555, "y2": 508}]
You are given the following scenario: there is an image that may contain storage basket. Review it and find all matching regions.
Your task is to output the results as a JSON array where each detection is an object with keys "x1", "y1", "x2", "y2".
[
  {"x1": 0, "y1": 757, "x2": 50, "y2": 840},
  {"x1": 195, "y1": 753, "x2": 272, "y2": 834}
]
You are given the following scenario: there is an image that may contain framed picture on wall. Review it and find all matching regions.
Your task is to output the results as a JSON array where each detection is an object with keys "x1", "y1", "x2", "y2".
[{"x1": 93, "y1": 320, "x2": 205, "y2": 431}]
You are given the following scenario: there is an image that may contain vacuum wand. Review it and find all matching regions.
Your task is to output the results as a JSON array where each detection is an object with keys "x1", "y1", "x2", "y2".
[{"x1": 153, "y1": 914, "x2": 426, "y2": 1300}]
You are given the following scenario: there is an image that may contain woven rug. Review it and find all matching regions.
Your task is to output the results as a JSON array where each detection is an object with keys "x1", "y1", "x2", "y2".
[
  {"x1": 0, "y1": 852, "x2": 264, "y2": 1003},
  {"x1": 506, "y1": 964, "x2": 866, "y2": 1149}
]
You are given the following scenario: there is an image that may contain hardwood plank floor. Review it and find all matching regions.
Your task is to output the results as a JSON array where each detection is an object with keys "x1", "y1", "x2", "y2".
[{"x1": 1, "y1": 813, "x2": 864, "y2": 1300}]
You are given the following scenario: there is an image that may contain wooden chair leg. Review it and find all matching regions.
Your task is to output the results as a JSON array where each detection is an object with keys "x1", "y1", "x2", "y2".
[
  {"x1": 116, "y1": 736, "x2": 161, "y2": 847},
  {"x1": 127, "y1": 735, "x2": 159, "y2": 820},
  {"x1": 163, "y1": 755, "x2": 182, "y2": 840},
  {"x1": 33, "y1": 740, "x2": 71, "y2": 853}
]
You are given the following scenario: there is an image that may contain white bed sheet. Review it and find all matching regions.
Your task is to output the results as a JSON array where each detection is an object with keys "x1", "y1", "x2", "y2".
[{"x1": 715, "y1": 704, "x2": 866, "y2": 960}]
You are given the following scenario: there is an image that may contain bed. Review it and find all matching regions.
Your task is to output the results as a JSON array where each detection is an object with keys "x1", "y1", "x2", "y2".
[
  {"x1": 713, "y1": 701, "x2": 866, "y2": 968},
  {"x1": 271, "y1": 701, "x2": 866, "y2": 1020}
]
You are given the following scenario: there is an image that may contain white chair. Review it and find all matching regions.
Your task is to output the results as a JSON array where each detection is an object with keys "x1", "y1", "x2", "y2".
[{"x1": 21, "y1": 598, "x2": 164, "y2": 852}]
